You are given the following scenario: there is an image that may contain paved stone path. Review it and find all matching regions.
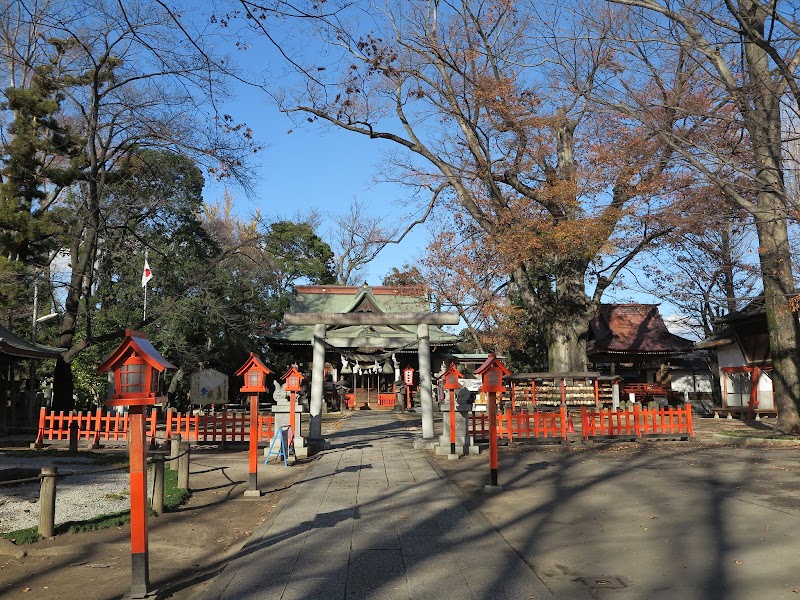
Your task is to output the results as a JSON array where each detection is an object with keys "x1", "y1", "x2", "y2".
[{"x1": 204, "y1": 412, "x2": 556, "y2": 600}]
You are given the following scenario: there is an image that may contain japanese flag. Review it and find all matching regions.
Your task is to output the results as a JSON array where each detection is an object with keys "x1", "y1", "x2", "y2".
[{"x1": 141, "y1": 258, "x2": 153, "y2": 287}]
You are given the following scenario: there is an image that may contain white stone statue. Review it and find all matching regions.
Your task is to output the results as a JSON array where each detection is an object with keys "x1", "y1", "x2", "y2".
[{"x1": 273, "y1": 380, "x2": 287, "y2": 402}]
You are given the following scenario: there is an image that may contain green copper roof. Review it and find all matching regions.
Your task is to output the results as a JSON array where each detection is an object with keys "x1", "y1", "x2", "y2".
[{"x1": 270, "y1": 284, "x2": 459, "y2": 345}]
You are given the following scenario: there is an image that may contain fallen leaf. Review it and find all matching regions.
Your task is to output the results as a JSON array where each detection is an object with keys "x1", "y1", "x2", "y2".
[{"x1": 734, "y1": 559, "x2": 743, "y2": 565}]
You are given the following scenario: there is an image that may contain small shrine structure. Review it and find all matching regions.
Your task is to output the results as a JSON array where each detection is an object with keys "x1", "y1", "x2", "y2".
[
  {"x1": 587, "y1": 303, "x2": 694, "y2": 383},
  {"x1": 269, "y1": 284, "x2": 459, "y2": 450}
]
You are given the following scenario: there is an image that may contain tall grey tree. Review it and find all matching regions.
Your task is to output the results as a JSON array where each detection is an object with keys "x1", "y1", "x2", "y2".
[{"x1": 606, "y1": 0, "x2": 800, "y2": 433}]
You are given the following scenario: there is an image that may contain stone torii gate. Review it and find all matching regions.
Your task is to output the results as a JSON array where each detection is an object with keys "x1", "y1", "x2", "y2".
[{"x1": 282, "y1": 311, "x2": 460, "y2": 452}]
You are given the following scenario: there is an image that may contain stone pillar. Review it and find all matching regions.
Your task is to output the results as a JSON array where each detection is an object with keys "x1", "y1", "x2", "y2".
[
  {"x1": 309, "y1": 323, "x2": 326, "y2": 443},
  {"x1": 418, "y1": 323, "x2": 434, "y2": 439}
]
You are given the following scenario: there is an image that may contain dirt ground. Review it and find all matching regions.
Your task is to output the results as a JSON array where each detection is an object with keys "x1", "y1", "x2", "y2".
[
  {"x1": 0, "y1": 412, "x2": 790, "y2": 600},
  {"x1": 0, "y1": 442, "x2": 314, "y2": 600}
]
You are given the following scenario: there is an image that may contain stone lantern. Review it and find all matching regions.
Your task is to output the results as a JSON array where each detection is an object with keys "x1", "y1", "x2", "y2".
[
  {"x1": 235, "y1": 353, "x2": 272, "y2": 497},
  {"x1": 97, "y1": 330, "x2": 175, "y2": 599}
]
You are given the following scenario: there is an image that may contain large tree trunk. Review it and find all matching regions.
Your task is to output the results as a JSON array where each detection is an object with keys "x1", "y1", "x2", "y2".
[
  {"x1": 51, "y1": 357, "x2": 74, "y2": 412},
  {"x1": 547, "y1": 266, "x2": 591, "y2": 372},
  {"x1": 52, "y1": 178, "x2": 101, "y2": 411},
  {"x1": 753, "y1": 212, "x2": 800, "y2": 434},
  {"x1": 744, "y1": 17, "x2": 800, "y2": 434},
  {"x1": 513, "y1": 261, "x2": 592, "y2": 372}
]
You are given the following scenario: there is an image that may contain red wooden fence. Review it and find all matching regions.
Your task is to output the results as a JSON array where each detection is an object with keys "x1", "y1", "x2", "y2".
[
  {"x1": 470, "y1": 406, "x2": 568, "y2": 443},
  {"x1": 35, "y1": 407, "x2": 275, "y2": 446},
  {"x1": 377, "y1": 393, "x2": 395, "y2": 407},
  {"x1": 35, "y1": 408, "x2": 158, "y2": 446},
  {"x1": 164, "y1": 410, "x2": 274, "y2": 443},
  {"x1": 580, "y1": 404, "x2": 693, "y2": 441}
]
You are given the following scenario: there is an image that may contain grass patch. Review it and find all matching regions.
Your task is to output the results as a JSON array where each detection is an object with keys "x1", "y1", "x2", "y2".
[
  {"x1": 1, "y1": 526, "x2": 41, "y2": 545},
  {"x1": 162, "y1": 467, "x2": 191, "y2": 510},
  {"x1": 0, "y1": 463, "x2": 192, "y2": 545}
]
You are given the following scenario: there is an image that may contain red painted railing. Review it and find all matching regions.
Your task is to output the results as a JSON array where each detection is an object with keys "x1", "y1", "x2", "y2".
[
  {"x1": 164, "y1": 410, "x2": 274, "y2": 443},
  {"x1": 377, "y1": 393, "x2": 395, "y2": 407},
  {"x1": 34, "y1": 407, "x2": 274, "y2": 446},
  {"x1": 470, "y1": 406, "x2": 568, "y2": 443},
  {"x1": 35, "y1": 407, "x2": 158, "y2": 446},
  {"x1": 580, "y1": 404, "x2": 693, "y2": 440}
]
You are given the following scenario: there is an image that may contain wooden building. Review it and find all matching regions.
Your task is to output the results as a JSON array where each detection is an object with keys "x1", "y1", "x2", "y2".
[
  {"x1": 0, "y1": 323, "x2": 64, "y2": 430},
  {"x1": 696, "y1": 296, "x2": 777, "y2": 415},
  {"x1": 587, "y1": 303, "x2": 696, "y2": 395}
]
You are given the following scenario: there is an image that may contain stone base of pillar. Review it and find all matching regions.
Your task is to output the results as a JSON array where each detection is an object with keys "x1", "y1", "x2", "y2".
[
  {"x1": 305, "y1": 437, "x2": 331, "y2": 455},
  {"x1": 243, "y1": 489, "x2": 262, "y2": 498},
  {"x1": 483, "y1": 484, "x2": 504, "y2": 493},
  {"x1": 413, "y1": 437, "x2": 437, "y2": 450},
  {"x1": 432, "y1": 443, "x2": 480, "y2": 455}
]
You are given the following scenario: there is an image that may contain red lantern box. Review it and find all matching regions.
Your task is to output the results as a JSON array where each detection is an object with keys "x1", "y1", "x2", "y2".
[
  {"x1": 281, "y1": 365, "x2": 305, "y2": 392},
  {"x1": 403, "y1": 366, "x2": 415, "y2": 386},
  {"x1": 474, "y1": 354, "x2": 510, "y2": 394},
  {"x1": 235, "y1": 352, "x2": 272, "y2": 393},
  {"x1": 443, "y1": 363, "x2": 464, "y2": 391},
  {"x1": 97, "y1": 330, "x2": 176, "y2": 407}
]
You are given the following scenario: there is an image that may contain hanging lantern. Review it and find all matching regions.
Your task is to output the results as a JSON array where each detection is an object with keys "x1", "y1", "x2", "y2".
[
  {"x1": 341, "y1": 360, "x2": 352, "y2": 374},
  {"x1": 382, "y1": 359, "x2": 394, "y2": 374}
]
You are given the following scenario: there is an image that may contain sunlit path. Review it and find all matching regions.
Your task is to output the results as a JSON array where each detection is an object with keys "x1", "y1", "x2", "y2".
[{"x1": 204, "y1": 411, "x2": 555, "y2": 600}]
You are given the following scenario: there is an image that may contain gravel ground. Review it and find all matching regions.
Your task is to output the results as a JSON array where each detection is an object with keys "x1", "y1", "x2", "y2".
[{"x1": 0, "y1": 454, "x2": 134, "y2": 533}]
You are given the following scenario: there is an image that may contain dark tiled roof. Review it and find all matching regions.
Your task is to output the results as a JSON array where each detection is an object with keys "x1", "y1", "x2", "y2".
[
  {"x1": 588, "y1": 304, "x2": 694, "y2": 355},
  {"x1": 0, "y1": 324, "x2": 64, "y2": 359}
]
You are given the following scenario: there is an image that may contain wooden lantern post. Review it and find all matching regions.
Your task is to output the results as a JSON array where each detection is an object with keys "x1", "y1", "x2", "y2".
[
  {"x1": 281, "y1": 365, "x2": 305, "y2": 447},
  {"x1": 235, "y1": 353, "x2": 272, "y2": 497},
  {"x1": 403, "y1": 366, "x2": 415, "y2": 410},
  {"x1": 97, "y1": 330, "x2": 175, "y2": 599},
  {"x1": 474, "y1": 354, "x2": 510, "y2": 489},
  {"x1": 442, "y1": 363, "x2": 464, "y2": 456}
]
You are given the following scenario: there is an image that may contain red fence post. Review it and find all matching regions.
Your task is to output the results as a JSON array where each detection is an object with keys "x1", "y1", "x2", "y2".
[{"x1": 33, "y1": 407, "x2": 46, "y2": 448}]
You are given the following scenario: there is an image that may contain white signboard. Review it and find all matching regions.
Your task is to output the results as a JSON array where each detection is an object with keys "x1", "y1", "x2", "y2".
[
  {"x1": 190, "y1": 368, "x2": 229, "y2": 406},
  {"x1": 458, "y1": 378, "x2": 482, "y2": 392}
]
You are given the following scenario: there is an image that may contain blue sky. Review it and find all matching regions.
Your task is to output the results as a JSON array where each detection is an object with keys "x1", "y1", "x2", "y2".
[
  {"x1": 204, "y1": 99, "x2": 430, "y2": 285},
  {"x1": 198, "y1": 20, "x2": 689, "y2": 332}
]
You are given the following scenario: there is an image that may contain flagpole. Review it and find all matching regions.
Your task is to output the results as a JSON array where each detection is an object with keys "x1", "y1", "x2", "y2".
[{"x1": 142, "y1": 250, "x2": 149, "y2": 322}]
